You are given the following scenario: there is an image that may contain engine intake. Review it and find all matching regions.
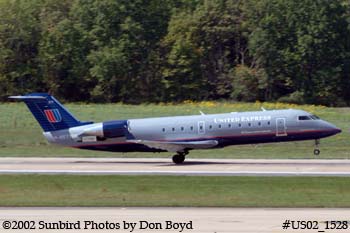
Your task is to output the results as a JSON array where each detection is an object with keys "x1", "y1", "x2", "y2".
[{"x1": 103, "y1": 120, "x2": 127, "y2": 138}]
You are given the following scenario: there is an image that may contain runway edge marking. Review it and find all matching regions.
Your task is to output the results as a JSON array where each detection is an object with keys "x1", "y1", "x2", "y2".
[{"x1": 1, "y1": 170, "x2": 350, "y2": 176}]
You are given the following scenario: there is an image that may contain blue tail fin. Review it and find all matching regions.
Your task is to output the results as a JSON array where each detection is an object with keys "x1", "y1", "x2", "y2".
[{"x1": 9, "y1": 93, "x2": 93, "y2": 132}]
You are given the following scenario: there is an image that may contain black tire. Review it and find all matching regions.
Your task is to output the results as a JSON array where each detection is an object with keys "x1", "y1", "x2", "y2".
[
  {"x1": 172, "y1": 154, "x2": 185, "y2": 164},
  {"x1": 314, "y1": 149, "x2": 320, "y2": 156}
]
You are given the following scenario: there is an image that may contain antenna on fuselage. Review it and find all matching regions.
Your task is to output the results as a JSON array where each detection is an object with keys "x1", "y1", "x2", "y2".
[{"x1": 261, "y1": 107, "x2": 266, "y2": 111}]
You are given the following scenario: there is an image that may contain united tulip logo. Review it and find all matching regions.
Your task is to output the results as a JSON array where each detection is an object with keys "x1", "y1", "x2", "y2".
[{"x1": 44, "y1": 109, "x2": 62, "y2": 123}]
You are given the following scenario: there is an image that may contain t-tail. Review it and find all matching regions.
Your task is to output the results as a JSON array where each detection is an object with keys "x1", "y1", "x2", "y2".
[{"x1": 9, "y1": 93, "x2": 93, "y2": 132}]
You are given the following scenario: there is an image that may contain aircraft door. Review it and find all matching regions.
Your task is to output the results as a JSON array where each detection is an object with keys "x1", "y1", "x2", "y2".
[
  {"x1": 276, "y1": 118, "x2": 287, "y2": 136},
  {"x1": 198, "y1": 121, "x2": 205, "y2": 134}
]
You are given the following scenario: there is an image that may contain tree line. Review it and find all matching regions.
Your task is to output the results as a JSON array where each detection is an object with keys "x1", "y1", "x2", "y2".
[{"x1": 0, "y1": 0, "x2": 349, "y2": 105}]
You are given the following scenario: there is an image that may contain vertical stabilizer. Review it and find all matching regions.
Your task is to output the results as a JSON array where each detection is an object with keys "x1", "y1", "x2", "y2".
[{"x1": 9, "y1": 93, "x2": 92, "y2": 132}]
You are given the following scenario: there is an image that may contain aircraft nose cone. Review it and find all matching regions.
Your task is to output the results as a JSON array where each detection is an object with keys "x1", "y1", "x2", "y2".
[
  {"x1": 335, "y1": 128, "x2": 342, "y2": 134},
  {"x1": 326, "y1": 122, "x2": 341, "y2": 134}
]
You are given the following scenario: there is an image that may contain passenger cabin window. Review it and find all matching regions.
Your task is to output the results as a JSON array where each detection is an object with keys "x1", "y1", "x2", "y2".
[
  {"x1": 209, "y1": 125, "x2": 213, "y2": 130},
  {"x1": 181, "y1": 127, "x2": 184, "y2": 131},
  {"x1": 248, "y1": 123, "x2": 251, "y2": 127},
  {"x1": 190, "y1": 126, "x2": 194, "y2": 131},
  {"x1": 218, "y1": 124, "x2": 222, "y2": 129},
  {"x1": 228, "y1": 124, "x2": 232, "y2": 128},
  {"x1": 238, "y1": 123, "x2": 242, "y2": 127},
  {"x1": 162, "y1": 128, "x2": 165, "y2": 132},
  {"x1": 172, "y1": 127, "x2": 175, "y2": 131}
]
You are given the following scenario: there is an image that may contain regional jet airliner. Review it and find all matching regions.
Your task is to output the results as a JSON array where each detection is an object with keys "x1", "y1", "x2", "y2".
[{"x1": 10, "y1": 93, "x2": 341, "y2": 164}]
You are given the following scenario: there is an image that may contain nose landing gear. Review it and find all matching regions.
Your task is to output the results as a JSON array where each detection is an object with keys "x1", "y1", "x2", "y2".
[
  {"x1": 314, "y1": 139, "x2": 320, "y2": 156},
  {"x1": 172, "y1": 150, "x2": 189, "y2": 164}
]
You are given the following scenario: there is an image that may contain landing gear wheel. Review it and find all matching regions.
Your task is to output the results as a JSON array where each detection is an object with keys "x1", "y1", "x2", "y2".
[
  {"x1": 314, "y1": 139, "x2": 320, "y2": 156},
  {"x1": 172, "y1": 154, "x2": 185, "y2": 164},
  {"x1": 314, "y1": 149, "x2": 320, "y2": 156}
]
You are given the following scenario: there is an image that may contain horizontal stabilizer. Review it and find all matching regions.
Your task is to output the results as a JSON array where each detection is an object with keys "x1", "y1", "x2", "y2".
[
  {"x1": 9, "y1": 95, "x2": 46, "y2": 100},
  {"x1": 127, "y1": 139, "x2": 218, "y2": 152}
]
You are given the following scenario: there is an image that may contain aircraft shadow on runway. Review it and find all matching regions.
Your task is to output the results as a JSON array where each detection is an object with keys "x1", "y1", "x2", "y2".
[{"x1": 73, "y1": 160, "x2": 339, "y2": 167}]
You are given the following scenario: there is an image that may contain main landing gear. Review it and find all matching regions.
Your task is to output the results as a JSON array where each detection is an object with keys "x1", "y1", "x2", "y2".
[
  {"x1": 172, "y1": 151, "x2": 189, "y2": 164},
  {"x1": 314, "y1": 139, "x2": 320, "y2": 156}
]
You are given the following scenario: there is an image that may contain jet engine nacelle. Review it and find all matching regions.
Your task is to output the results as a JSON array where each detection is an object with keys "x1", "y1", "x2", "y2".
[{"x1": 82, "y1": 120, "x2": 128, "y2": 138}]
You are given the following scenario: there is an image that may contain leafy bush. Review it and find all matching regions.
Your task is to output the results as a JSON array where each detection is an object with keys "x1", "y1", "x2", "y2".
[{"x1": 230, "y1": 65, "x2": 267, "y2": 102}]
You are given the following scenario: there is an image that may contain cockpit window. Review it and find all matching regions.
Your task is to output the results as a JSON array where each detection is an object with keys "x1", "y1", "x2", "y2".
[
  {"x1": 298, "y1": 115, "x2": 320, "y2": 120},
  {"x1": 298, "y1": 116, "x2": 312, "y2": 120}
]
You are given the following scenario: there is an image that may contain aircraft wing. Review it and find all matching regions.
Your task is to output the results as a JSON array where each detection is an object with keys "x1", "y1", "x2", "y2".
[{"x1": 127, "y1": 139, "x2": 218, "y2": 152}]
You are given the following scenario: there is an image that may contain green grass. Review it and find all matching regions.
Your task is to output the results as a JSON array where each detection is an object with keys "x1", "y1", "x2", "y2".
[
  {"x1": 0, "y1": 101, "x2": 349, "y2": 159},
  {"x1": 0, "y1": 175, "x2": 348, "y2": 207}
]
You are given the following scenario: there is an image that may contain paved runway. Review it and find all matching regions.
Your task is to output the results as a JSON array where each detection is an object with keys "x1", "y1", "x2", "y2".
[
  {"x1": 1, "y1": 207, "x2": 350, "y2": 232},
  {"x1": 1, "y1": 157, "x2": 350, "y2": 176}
]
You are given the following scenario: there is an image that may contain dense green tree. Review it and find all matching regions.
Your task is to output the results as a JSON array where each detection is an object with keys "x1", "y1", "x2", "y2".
[
  {"x1": 71, "y1": 0, "x2": 175, "y2": 102},
  {"x1": 162, "y1": 36, "x2": 204, "y2": 101},
  {"x1": 38, "y1": 0, "x2": 93, "y2": 101},
  {"x1": 0, "y1": 0, "x2": 44, "y2": 100},
  {"x1": 230, "y1": 65, "x2": 267, "y2": 102},
  {"x1": 0, "y1": 0, "x2": 349, "y2": 105},
  {"x1": 249, "y1": 0, "x2": 350, "y2": 105},
  {"x1": 163, "y1": 0, "x2": 251, "y2": 101}
]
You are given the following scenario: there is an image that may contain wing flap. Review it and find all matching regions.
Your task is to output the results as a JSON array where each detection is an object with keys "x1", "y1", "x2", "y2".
[{"x1": 127, "y1": 139, "x2": 218, "y2": 152}]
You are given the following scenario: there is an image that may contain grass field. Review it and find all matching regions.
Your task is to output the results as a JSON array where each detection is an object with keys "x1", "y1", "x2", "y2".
[
  {"x1": 0, "y1": 175, "x2": 348, "y2": 207},
  {"x1": 1, "y1": 101, "x2": 349, "y2": 159}
]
